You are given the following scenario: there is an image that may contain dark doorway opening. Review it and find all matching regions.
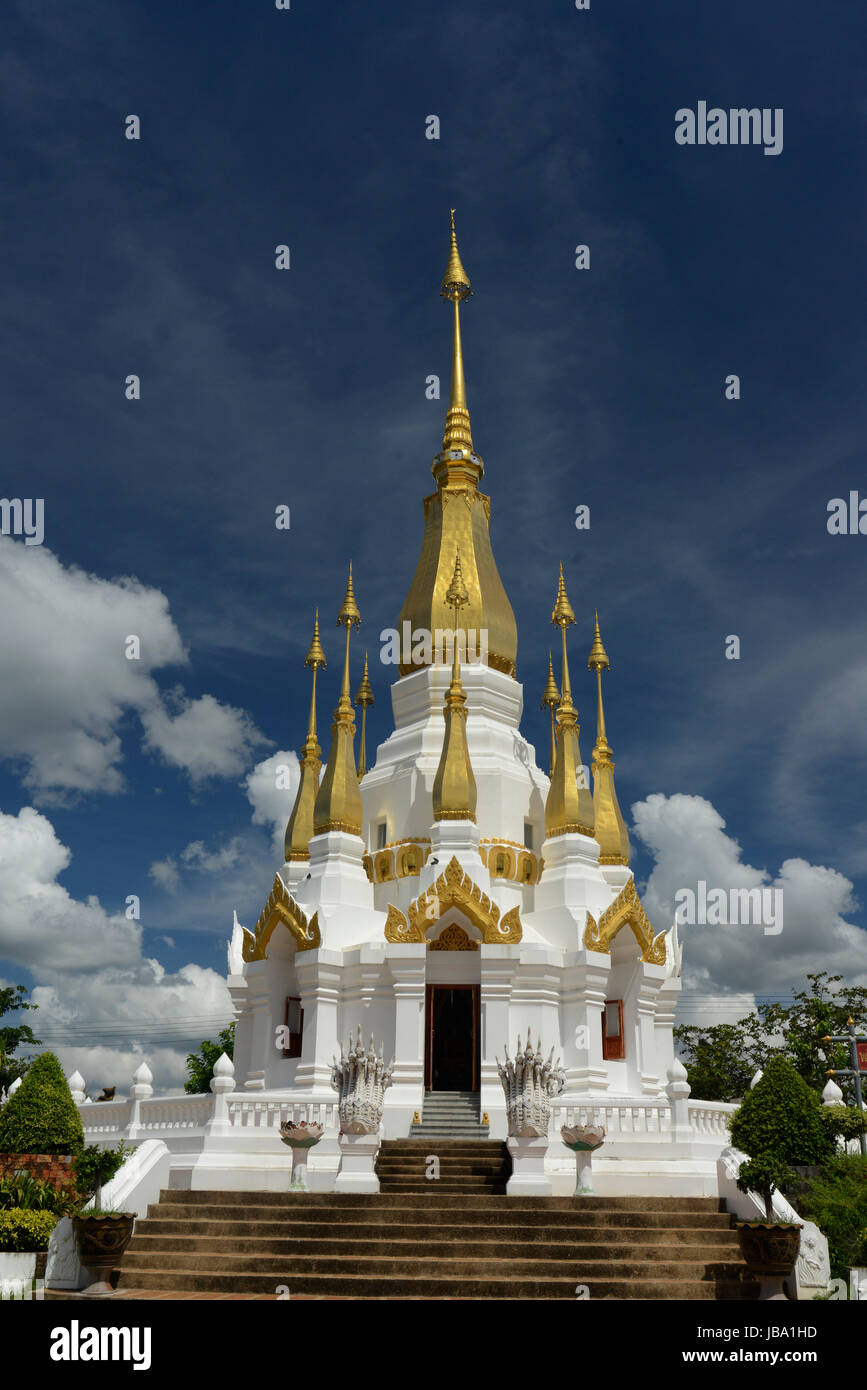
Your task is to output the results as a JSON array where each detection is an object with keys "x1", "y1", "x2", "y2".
[{"x1": 425, "y1": 984, "x2": 479, "y2": 1091}]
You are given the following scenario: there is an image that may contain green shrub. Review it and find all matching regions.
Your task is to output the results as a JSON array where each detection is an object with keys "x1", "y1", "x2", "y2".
[
  {"x1": 0, "y1": 1052, "x2": 84, "y2": 1156},
  {"x1": 729, "y1": 1056, "x2": 833, "y2": 1165},
  {"x1": 72, "y1": 1143, "x2": 130, "y2": 1210},
  {"x1": 0, "y1": 1171, "x2": 77, "y2": 1216},
  {"x1": 0, "y1": 1209, "x2": 58, "y2": 1252},
  {"x1": 820, "y1": 1105, "x2": 867, "y2": 1145},
  {"x1": 736, "y1": 1153, "x2": 799, "y2": 1222},
  {"x1": 797, "y1": 1154, "x2": 867, "y2": 1279}
]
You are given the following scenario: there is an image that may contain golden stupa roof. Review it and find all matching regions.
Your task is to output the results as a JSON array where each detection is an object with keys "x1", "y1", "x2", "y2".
[{"x1": 397, "y1": 212, "x2": 518, "y2": 678}]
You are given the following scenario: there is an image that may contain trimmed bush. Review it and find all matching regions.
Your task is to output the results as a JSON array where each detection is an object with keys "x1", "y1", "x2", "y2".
[
  {"x1": 729, "y1": 1055, "x2": 833, "y2": 1166},
  {"x1": 820, "y1": 1105, "x2": 867, "y2": 1145},
  {"x1": 0, "y1": 1052, "x2": 84, "y2": 1157},
  {"x1": 0, "y1": 1209, "x2": 58, "y2": 1252}
]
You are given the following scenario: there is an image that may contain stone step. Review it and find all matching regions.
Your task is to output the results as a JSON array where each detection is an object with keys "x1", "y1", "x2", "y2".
[
  {"x1": 127, "y1": 1234, "x2": 740, "y2": 1260},
  {"x1": 132, "y1": 1218, "x2": 740, "y2": 1245},
  {"x1": 146, "y1": 1199, "x2": 731, "y2": 1225},
  {"x1": 115, "y1": 1268, "x2": 757, "y2": 1299},
  {"x1": 120, "y1": 1248, "x2": 749, "y2": 1279}
]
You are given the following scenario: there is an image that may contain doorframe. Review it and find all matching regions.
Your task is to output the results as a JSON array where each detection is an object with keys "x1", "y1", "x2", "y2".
[{"x1": 424, "y1": 983, "x2": 480, "y2": 1092}]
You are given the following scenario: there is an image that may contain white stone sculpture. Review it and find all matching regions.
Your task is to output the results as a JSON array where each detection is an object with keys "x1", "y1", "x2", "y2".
[
  {"x1": 279, "y1": 1121, "x2": 325, "y2": 1191},
  {"x1": 330, "y1": 1028, "x2": 394, "y2": 1135},
  {"x1": 497, "y1": 1034, "x2": 566, "y2": 1139},
  {"x1": 561, "y1": 1123, "x2": 606, "y2": 1195}
]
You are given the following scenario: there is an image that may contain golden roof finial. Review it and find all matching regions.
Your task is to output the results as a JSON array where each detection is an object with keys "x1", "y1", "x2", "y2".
[
  {"x1": 354, "y1": 652, "x2": 374, "y2": 778},
  {"x1": 588, "y1": 613, "x2": 630, "y2": 865},
  {"x1": 541, "y1": 651, "x2": 560, "y2": 779},
  {"x1": 440, "y1": 211, "x2": 474, "y2": 458},
  {"x1": 313, "y1": 566, "x2": 363, "y2": 836},
  {"x1": 284, "y1": 611, "x2": 327, "y2": 862},
  {"x1": 432, "y1": 549, "x2": 477, "y2": 822},
  {"x1": 545, "y1": 567, "x2": 594, "y2": 839}
]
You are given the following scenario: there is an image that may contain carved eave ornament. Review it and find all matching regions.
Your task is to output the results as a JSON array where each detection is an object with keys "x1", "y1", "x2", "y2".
[
  {"x1": 384, "y1": 854, "x2": 522, "y2": 944},
  {"x1": 241, "y1": 875, "x2": 321, "y2": 962},
  {"x1": 583, "y1": 877, "x2": 667, "y2": 965}
]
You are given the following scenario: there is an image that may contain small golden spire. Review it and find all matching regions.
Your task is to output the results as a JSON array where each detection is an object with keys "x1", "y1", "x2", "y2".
[
  {"x1": 313, "y1": 566, "x2": 364, "y2": 836},
  {"x1": 432, "y1": 549, "x2": 477, "y2": 822},
  {"x1": 588, "y1": 613, "x2": 629, "y2": 865},
  {"x1": 541, "y1": 650, "x2": 560, "y2": 779},
  {"x1": 284, "y1": 612, "x2": 327, "y2": 861},
  {"x1": 545, "y1": 566, "x2": 594, "y2": 839},
  {"x1": 440, "y1": 211, "x2": 474, "y2": 458},
  {"x1": 354, "y1": 652, "x2": 374, "y2": 777}
]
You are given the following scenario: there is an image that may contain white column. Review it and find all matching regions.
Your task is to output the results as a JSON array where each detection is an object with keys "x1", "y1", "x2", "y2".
[
  {"x1": 480, "y1": 950, "x2": 514, "y2": 1139},
  {"x1": 385, "y1": 945, "x2": 426, "y2": 1138},
  {"x1": 242, "y1": 963, "x2": 270, "y2": 1091},
  {"x1": 293, "y1": 952, "x2": 343, "y2": 1091}
]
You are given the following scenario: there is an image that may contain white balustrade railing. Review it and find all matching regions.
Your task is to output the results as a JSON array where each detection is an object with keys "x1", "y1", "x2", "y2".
[
  {"x1": 227, "y1": 1099, "x2": 339, "y2": 1132},
  {"x1": 552, "y1": 1099, "x2": 671, "y2": 1138},
  {"x1": 688, "y1": 1100, "x2": 736, "y2": 1137},
  {"x1": 136, "y1": 1094, "x2": 213, "y2": 1131},
  {"x1": 79, "y1": 1098, "x2": 133, "y2": 1137}
]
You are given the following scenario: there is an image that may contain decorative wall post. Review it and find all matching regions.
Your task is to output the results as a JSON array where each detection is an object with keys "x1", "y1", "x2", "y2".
[
  {"x1": 666, "y1": 1057, "x2": 692, "y2": 1149},
  {"x1": 67, "y1": 1072, "x2": 85, "y2": 1105},
  {"x1": 127, "y1": 1062, "x2": 154, "y2": 1141},
  {"x1": 497, "y1": 1034, "x2": 565, "y2": 1196},
  {"x1": 331, "y1": 1028, "x2": 394, "y2": 1193},
  {"x1": 204, "y1": 1053, "x2": 235, "y2": 1139}
]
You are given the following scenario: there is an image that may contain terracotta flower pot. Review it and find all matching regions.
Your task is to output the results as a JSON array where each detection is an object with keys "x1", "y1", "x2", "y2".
[
  {"x1": 736, "y1": 1221, "x2": 801, "y2": 1300},
  {"x1": 72, "y1": 1213, "x2": 135, "y2": 1296}
]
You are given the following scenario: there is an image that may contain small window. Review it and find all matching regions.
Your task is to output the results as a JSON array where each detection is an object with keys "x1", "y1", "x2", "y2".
[
  {"x1": 283, "y1": 997, "x2": 304, "y2": 1059},
  {"x1": 496, "y1": 853, "x2": 506, "y2": 875},
  {"x1": 601, "y1": 999, "x2": 625, "y2": 1060},
  {"x1": 375, "y1": 821, "x2": 387, "y2": 850},
  {"x1": 524, "y1": 822, "x2": 534, "y2": 851}
]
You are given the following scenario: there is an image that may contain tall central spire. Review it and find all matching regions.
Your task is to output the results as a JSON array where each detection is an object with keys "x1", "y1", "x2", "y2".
[
  {"x1": 397, "y1": 212, "x2": 518, "y2": 677},
  {"x1": 440, "y1": 210, "x2": 475, "y2": 458}
]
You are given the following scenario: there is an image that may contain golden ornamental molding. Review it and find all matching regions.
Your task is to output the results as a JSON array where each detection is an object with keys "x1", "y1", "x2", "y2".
[
  {"x1": 429, "y1": 923, "x2": 478, "y2": 952},
  {"x1": 582, "y1": 877, "x2": 667, "y2": 964},
  {"x1": 242, "y1": 875, "x2": 320, "y2": 962},
  {"x1": 384, "y1": 855, "x2": 522, "y2": 946}
]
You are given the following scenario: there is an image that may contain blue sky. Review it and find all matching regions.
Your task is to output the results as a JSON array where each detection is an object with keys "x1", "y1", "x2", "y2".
[{"x1": 1, "y1": 0, "x2": 865, "y2": 1086}]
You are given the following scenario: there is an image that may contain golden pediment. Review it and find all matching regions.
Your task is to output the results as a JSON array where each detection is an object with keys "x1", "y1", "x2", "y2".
[
  {"x1": 429, "y1": 923, "x2": 478, "y2": 951},
  {"x1": 241, "y1": 875, "x2": 321, "y2": 961},
  {"x1": 384, "y1": 855, "x2": 522, "y2": 945},
  {"x1": 583, "y1": 877, "x2": 666, "y2": 964}
]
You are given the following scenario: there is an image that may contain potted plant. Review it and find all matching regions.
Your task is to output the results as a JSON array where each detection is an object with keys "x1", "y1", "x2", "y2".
[
  {"x1": 734, "y1": 1153, "x2": 802, "y2": 1299},
  {"x1": 70, "y1": 1143, "x2": 134, "y2": 1296},
  {"x1": 279, "y1": 1120, "x2": 325, "y2": 1191}
]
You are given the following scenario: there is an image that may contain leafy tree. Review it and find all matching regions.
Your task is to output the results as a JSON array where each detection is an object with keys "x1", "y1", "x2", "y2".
[
  {"x1": 73, "y1": 1143, "x2": 130, "y2": 1211},
  {"x1": 798, "y1": 1155, "x2": 867, "y2": 1279},
  {"x1": 736, "y1": 1153, "x2": 798, "y2": 1223},
  {"x1": 675, "y1": 973, "x2": 867, "y2": 1102},
  {"x1": 0, "y1": 985, "x2": 40, "y2": 1094},
  {"x1": 184, "y1": 1024, "x2": 235, "y2": 1094},
  {"x1": 0, "y1": 1051, "x2": 84, "y2": 1155},
  {"x1": 729, "y1": 1055, "x2": 834, "y2": 1167}
]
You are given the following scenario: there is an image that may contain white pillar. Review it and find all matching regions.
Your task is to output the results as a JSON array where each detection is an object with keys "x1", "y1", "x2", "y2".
[
  {"x1": 242, "y1": 964, "x2": 270, "y2": 1091},
  {"x1": 384, "y1": 945, "x2": 426, "y2": 1137},
  {"x1": 293, "y1": 952, "x2": 343, "y2": 1091}
]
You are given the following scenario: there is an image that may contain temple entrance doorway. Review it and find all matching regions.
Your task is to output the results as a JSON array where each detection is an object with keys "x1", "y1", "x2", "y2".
[{"x1": 424, "y1": 984, "x2": 480, "y2": 1091}]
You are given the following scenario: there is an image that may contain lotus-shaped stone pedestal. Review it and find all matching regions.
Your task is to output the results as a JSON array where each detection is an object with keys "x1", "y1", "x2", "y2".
[
  {"x1": 279, "y1": 1121, "x2": 325, "y2": 1192},
  {"x1": 561, "y1": 1123, "x2": 606, "y2": 1195}
]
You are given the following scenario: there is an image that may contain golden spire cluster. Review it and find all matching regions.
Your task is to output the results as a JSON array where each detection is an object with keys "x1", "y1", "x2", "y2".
[
  {"x1": 587, "y1": 612, "x2": 630, "y2": 864},
  {"x1": 313, "y1": 564, "x2": 364, "y2": 837},
  {"x1": 432, "y1": 549, "x2": 477, "y2": 822},
  {"x1": 284, "y1": 611, "x2": 327, "y2": 861},
  {"x1": 544, "y1": 565, "x2": 595, "y2": 839}
]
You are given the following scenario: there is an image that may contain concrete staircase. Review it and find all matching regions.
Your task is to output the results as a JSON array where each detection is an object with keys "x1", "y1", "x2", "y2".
[
  {"x1": 116, "y1": 1179, "x2": 760, "y2": 1299},
  {"x1": 376, "y1": 1139, "x2": 510, "y2": 1193},
  {"x1": 409, "y1": 1090, "x2": 489, "y2": 1138}
]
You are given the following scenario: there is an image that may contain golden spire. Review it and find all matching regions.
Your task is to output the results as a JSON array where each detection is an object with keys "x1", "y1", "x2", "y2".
[
  {"x1": 432, "y1": 549, "x2": 477, "y2": 822},
  {"x1": 541, "y1": 650, "x2": 560, "y2": 779},
  {"x1": 588, "y1": 613, "x2": 630, "y2": 865},
  {"x1": 284, "y1": 612, "x2": 327, "y2": 861},
  {"x1": 313, "y1": 566, "x2": 364, "y2": 836},
  {"x1": 544, "y1": 565, "x2": 595, "y2": 839},
  {"x1": 354, "y1": 651, "x2": 374, "y2": 778},
  {"x1": 397, "y1": 212, "x2": 517, "y2": 678}
]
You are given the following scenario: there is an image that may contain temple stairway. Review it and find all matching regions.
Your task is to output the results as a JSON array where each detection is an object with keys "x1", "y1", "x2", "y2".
[
  {"x1": 408, "y1": 1090, "x2": 489, "y2": 1138},
  {"x1": 115, "y1": 1170, "x2": 760, "y2": 1299}
]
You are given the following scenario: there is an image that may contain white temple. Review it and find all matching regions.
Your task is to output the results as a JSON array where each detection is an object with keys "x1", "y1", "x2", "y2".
[{"x1": 178, "y1": 211, "x2": 739, "y2": 1198}]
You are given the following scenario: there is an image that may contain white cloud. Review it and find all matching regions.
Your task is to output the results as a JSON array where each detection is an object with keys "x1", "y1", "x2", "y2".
[
  {"x1": 244, "y1": 750, "x2": 301, "y2": 854},
  {"x1": 631, "y1": 792, "x2": 867, "y2": 998},
  {"x1": 0, "y1": 539, "x2": 268, "y2": 799},
  {"x1": 148, "y1": 837, "x2": 246, "y2": 895},
  {"x1": 0, "y1": 807, "x2": 232, "y2": 1090}
]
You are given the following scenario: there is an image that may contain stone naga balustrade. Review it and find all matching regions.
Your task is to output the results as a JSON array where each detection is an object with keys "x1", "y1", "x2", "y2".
[
  {"x1": 496, "y1": 1034, "x2": 566, "y2": 1139},
  {"x1": 330, "y1": 1027, "x2": 395, "y2": 1135}
]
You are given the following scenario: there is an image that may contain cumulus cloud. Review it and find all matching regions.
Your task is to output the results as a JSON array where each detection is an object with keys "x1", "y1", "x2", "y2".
[
  {"x1": 631, "y1": 793, "x2": 867, "y2": 1001},
  {"x1": 244, "y1": 750, "x2": 301, "y2": 854},
  {"x1": 0, "y1": 539, "x2": 268, "y2": 799},
  {"x1": 0, "y1": 806, "x2": 232, "y2": 1089},
  {"x1": 148, "y1": 836, "x2": 246, "y2": 895}
]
